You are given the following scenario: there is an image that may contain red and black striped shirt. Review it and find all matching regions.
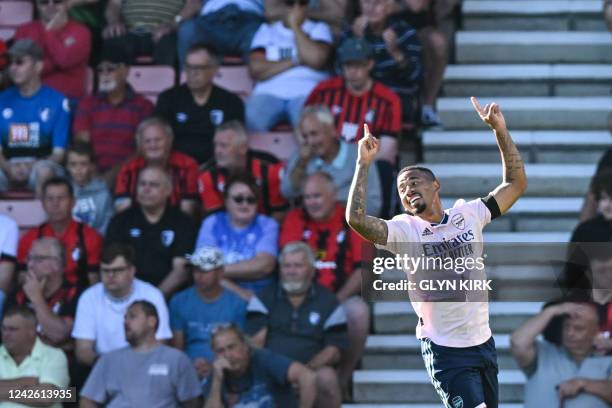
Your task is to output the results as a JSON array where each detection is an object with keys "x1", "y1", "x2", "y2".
[{"x1": 306, "y1": 76, "x2": 402, "y2": 143}]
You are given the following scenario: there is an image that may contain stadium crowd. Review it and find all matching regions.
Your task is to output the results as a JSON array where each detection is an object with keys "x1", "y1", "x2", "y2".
[{"x1": 0, "y1": 0, "x2": 610, "y2": 406}]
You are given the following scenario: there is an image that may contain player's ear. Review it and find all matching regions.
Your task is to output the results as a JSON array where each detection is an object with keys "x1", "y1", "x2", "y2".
[{"x1": 433, "y1": 179, "x2": 441, "y2": 192}]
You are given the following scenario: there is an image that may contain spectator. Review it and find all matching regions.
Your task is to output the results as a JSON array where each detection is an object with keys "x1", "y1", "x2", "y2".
[
  {"x1": 349, "y1": 0, "x2": 422, "y2": 124},
  {"x1": 0, "y1": 305, "x2": 69, "y2": 406},
  {"x1": 306, "y1": 37, "x2": 402, "y2": 164},
  {"x1": 264, "y1": 0, "x2": 349, "y2": 35},
  {"x1": 279, "y1": 173, "x2": 370, "y2": 394},
  {"x1": 170, "y1": 246, "x2": 248, "y2": 379},
  {"x1": 106, "y1": 166, "x2": 197, "y2": 295},
  {"x1": 0, "y1": 40, "x2": 9, "y2": 91},
  {"x1": 155, "y1": 43, "x2": 245, "y2": 165},
  {"x1": 80, "y1": 300, "x2": 202, "y2": 407},
  {"x1": 606, "y1": 0, "x2": 612, "y2": 32},
  {"x1": 17, "y1": 177, "x2": 103, "y2": 288},
  {"x1": 196, "y1": 174, "x2": 278, "y2": 292},
  {"x1": 114, "y1": 117, "x2": 200, "y2": 217},
  {"x1": 511, "y1": 302, "x2": 612, "y2": 407},
  {"x1": 579, "y1": 133, "x2": 612, "y2": 222},
  {"x1": 14, "y1": 0, "x2": 91, "y2": 100},
  {"x1": 8, "y1": 237, "x2": 79, "y2": 349},
  {"x1": 72, "y1": 243, "x2": 172, "y2": 366},
  {"x1": 245, "y1": 0, "x2": 333, "y2": 131},
  {"x1": 588, "y1": 253, "x2": 612, "y2": 355},
  {"x1": 102, "y1": 0, "x2": 200, "y2": 66},
  {"x1": 198, "y1": 121, "x2": 288, "y2": 218},
  {"x1": 177, "y1": 0, "x2": 264, "y2": 67},
  {"x1": 281, "y1": 105, "x2": 382, "y2": 216},
  {"x1": 203, "y1": 324, "x2": 316, "y2": 407},
  {"x1": 247, "y1": 242, "x2": 347, "y2": 407},
  {"x1": 73, "y1": 46, "x2": 154, "y2": 183},
  {"x1": 0, "y1": 40, "x2": 69, "y2": 195},
  {"x1": 67, "y1": 142, "x2": 114, "y2": 235},
  {"x1": 565, "y1": 170, "x2": 612, "y2": 291},
  {"x1": 0, "y1": 215, "x2": 18, "y2": 318}
]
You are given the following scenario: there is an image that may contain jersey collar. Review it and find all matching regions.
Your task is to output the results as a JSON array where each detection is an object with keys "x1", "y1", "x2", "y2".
[{"x1": 429, "y1": 212, "x2": 449, "y2": 227}]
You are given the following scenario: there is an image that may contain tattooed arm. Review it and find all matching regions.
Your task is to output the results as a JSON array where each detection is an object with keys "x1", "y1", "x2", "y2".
[
  {"x1": 471, "y1": 97, "x2": 528, "y2": 214},
  {"x1": 345, "y1": 125, "x2": 389, "y2": 245}
]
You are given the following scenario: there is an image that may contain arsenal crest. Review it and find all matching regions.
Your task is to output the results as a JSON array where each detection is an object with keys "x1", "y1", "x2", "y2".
[{"x1": 451, "y1": 214, "x2": 465, "y2": 230}]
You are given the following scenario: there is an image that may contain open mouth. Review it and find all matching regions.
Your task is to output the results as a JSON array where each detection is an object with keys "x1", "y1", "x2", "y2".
[{"x1": 409, "y1": 194, "x2": 422, "y2": 206}]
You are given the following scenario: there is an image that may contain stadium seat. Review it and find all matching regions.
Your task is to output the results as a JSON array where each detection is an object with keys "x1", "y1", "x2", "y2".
[
  {"x1": 213, "y1": 66, "x2": 253, "y2": 100},
  {"x1": 0, "y1": 198, "x2": 45, "y2": 232},
  {"x1": 0, "y1": 27, "x2": 15, "y2": 42},
  {"x1": 0, "y1": 1, "x2": 34, "y2": 27},
  {"x1": 248, "y1": 131, "x2": 298, "y2": 161},
  {"x1": 127, "y1": 65, "x2": 176, "y2": 104}
]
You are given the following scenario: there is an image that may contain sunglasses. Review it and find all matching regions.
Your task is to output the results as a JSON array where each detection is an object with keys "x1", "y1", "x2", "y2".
[
  {"x1": 230, "y1": 195, "x2": 256, "y2": 205},
  {"x1": 284, "y1": 0, "x2": 309, "y2": 5}
]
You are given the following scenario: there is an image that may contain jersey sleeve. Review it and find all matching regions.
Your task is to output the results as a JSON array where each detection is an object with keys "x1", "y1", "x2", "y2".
[
  {"x1": 52, "y1": 96, "x2": 70, "y2": 149},
  {"x1": 113, "y1": 163, "x2": 133, "y2": 199},
  {"x1": 198, "y1": 171, "x2": 224, "y2": 215},
  {"x1": 462, "y1": 198, "x2": 494, "y2": 230},
  {"x1": 375, "y1": 216, "x2": 418, "y2": 254},
  {"x1": 250, "y1": 24, "x2": 269, "y2": 51},
  {"x1": 84, "y1": 227, "x2": 103, "y2": 273},
  {"x1": 17, "y1": 229, "x2": 37, "y2": 270},
  {"x1": 183, "y1": 160, "x2": 200, "y2": 200},
  {"x1": 266, "y1": 162, "x2": 289, "y2": 212}
]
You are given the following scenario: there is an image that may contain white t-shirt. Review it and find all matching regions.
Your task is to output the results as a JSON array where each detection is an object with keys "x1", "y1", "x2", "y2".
[
  {"x1": 201, "y1": 0, "x2": 264, "y2": 16},
  {"x1": 250, "y1": 20, "x2": 332, "y2": 99},
  {"x1": 72, "y1": 279, "x2": 172, "y2": 354},
  {"x1": 377, "y1": 199, "x2": 493, "y2": 348},
  {"x1": 0, "y1": 214, "x2": 18, "y2": 261}
]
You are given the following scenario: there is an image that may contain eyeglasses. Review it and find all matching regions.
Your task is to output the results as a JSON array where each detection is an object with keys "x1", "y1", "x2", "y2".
[
  {"x1": 230, "y1": 195, "x2": 256, "y2": 205},
  {"x1": 284, "y1": 0, "x2": 309, "y2": 5},
  {"x1": 27, "y1": 255, "x2": 60, "y2": 263},
  {"x1": 9, "y1": 58, "x2": 28, "y2": 66},
  {"x1": 97, "y1": 63, "x2": 120, "y2": 73},
  {"x1": 100, "y1": 265, "x2": 129, "y2": 276}
]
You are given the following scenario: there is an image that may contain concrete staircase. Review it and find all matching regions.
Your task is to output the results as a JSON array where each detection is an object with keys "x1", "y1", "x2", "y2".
[{"x1": 349, "y1": 1, "x2": 610, "y2": 406}]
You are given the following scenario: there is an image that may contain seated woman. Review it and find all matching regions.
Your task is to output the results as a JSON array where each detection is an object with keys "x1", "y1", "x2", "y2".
[{"x1": 196, "y1": 174, "x2": 278, "y2": 293}]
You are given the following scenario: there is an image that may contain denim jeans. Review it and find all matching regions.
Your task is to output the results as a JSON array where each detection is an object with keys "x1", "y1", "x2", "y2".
[{"x1": 245, "y1": 93, "x2": 307, "y2": 131}]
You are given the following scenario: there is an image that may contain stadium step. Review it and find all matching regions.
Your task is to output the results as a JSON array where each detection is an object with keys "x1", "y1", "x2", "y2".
[
  {"x1": 423, "y1": 130, "x2": 611, "y2": 163},
  {"x1": 363, "y1": 334, "x2": 519, "y2": 370},
  {"x1": 456, "y1": 31, "x2": 612, "y2": 63},
  {"x1": 462, "y1": 0, "x2": 606, "y2": 31},
  {"x1": 438, "y1": 97, "x2": 612, "y2": 130},
  {"x1": 373, "y1": 302, "x2": 543, "y2": 334},
  {"x1": 425, "y1": 163, "x2": 595, "y2": 197},
  {"x1": 443, "y1": 64, "x2": 612, "y2": 97},
  {"x1": 353, "y1": 369, "x2": 524, "y2": 403}
]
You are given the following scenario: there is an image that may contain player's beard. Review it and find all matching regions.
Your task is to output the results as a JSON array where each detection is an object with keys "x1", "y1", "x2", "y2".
[{"x1": 413, "y1": 202, "x2": 427, "y2": 214}]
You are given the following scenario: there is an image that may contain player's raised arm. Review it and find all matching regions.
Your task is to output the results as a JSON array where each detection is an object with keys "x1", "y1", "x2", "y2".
[
  {"x1": 345, "y1": 124, "x2": 388, "y2": 245},
  {"x1": 471, "y1": 97, "x2": 528, "y2": 214}
]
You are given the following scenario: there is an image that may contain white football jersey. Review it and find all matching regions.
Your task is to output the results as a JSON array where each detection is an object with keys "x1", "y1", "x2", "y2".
[{"x1": 377, "y1": 198, "x2": 493, "y2": 347}]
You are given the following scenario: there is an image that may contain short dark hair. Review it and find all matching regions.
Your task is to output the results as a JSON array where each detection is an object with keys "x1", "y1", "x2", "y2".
[
  {"x1": 42, "y1": 176, "x2": 74, "y2": 198},
  {"x1": 223, "y1": 173, "x2": 261, "y2": 202},
  {"x1": 3, "y1": 305, "x2": 37, "y2": 325},
  {"x1": 591, "y1": 169, "x2": 612, "y2": 201},
  {"x1": 185, "y1": 42, "x2": 221, "y2": 65},
  {"x1": 101, "y1": 243, "x2": 135, "y2": 266},
  {"x1": 129, "y1": 300, "x2": 159, "y2": 331},
  {"x1": 397, "y1": 165, "x2": 437, "y2": 182},
  {"x1": 67, "y1": 141, "x2": 96, "y2": 162},
  {"x1": 210, "y1": 323, "x2": 249, "y2": 349}
]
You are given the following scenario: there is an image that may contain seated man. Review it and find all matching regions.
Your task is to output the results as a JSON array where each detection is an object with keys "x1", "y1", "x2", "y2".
[
  {"x1": 306, "y1": 37, "x2": 401, "y2": 164},
  {"x1": 14, "y1": 0, "x2": 91, "y2": 100},
  {"x1": 348, "y1": 0, "x2": 422, "y2": 124},
  {"x1": 281, "y1": 105, "x2": 382, "y2": 216},
  {"x1": 114, "y1": 117, "x2": 199, "y2": 217},
  {"x1": 72, "y1": 243, "x2": 172, "y2": 366},
  {"x1": 9, "y1": 237, "x2": 80, "y2": 350},
  {"x1": 280, "y1": 172, "x2": 370, "y2": 394},
  {"x1": 66, "y1": 142, "x2": 114, "y2": 235},
  {"x1": 245, "y1": 0, "x2": 333, "y2": 131},
  {"x1": 18, "y1": 177, "x2": 103, "y2": 287},
  {"x1": 155, "y1": 43, "x2": 244, "y2": 165},
  {"x1": 264, "y1": 0, "x2": 348, "y2": 35},
  {"x1": 247, "y1": 242, "x2": 347, "y2": 407},
  {"x1": 203, "y1": 324, "x2": 316, "y2": 407},
  {"x1": 80, "y1": 300, "x2": 202, "y2": 407},
  {"x1": 103, "y1": 0, "x2": 200, "y2": 66},
  {"x1": 0, "y1": 305, "x2": 69, "y2": 406},
  {"x1": 0, "y1": 40, "x2": 68, "y2": 195},
  {"x1": 170, "y1": 246, "x2": 248, "y2": 379},
  {"x1": 73, "y1": 46, "x2": 153, "y2": 182},
  {"x1": 198, "y1": 121, "x2": 288, "y2": 218},
  {"x1": 107, "y1": 166, "x2": 197, "y2": 295},
  {"x1": 511, "y1": 302, "x2": 612, "y2": 407},
  {"x1": 0, "y1": 214, "x2": 18, "y2": 317}
]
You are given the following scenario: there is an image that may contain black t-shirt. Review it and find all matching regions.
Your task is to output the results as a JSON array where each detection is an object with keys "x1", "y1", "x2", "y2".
[
  {"x1": 596, "y1": 148, "x2": 612, "y2": 175},
  {"x1": 105, "y1": 205, "x2": 197, "y2": 286},
  {"x1": 154, "y1": 84, "x2": 245, "y2": 164}
]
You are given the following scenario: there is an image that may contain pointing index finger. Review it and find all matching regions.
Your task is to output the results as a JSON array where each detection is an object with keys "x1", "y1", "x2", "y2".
[
  {"x1": 470, "y1": 96, "x2": 483, "y2": 115},
  {"x1": 363, "y1": 123, "x2": 372, "y2": 139}
]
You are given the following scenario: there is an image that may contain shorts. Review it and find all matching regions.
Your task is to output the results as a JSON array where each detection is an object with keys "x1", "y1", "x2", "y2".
[{"x1": 421, "y1": 336, "x2": 499, "y2": 408}]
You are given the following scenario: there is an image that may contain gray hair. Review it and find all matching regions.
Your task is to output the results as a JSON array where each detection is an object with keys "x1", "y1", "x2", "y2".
[
  {"x1": 279, "y1": 241, "x2": 317, "y2": 267},
  {"x1": 300, "y1": 105, "x2": 335, "y2": 127},
  {"x1": 214, "y1": 120, "x2": 248, "y2": 146},
  {"x1": 135, "y1": 117, "x2": 174, "y2": 145},
  {"x1": 31, "y1": 237, "x2": 65, "y2": 266}
]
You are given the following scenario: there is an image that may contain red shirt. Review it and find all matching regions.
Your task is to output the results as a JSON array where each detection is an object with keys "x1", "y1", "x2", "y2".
[
  {"x1": 115, "y1": 151, "x2": 199, "y2": 206},
  {"x1": 306, "y1": 76, "x2": 402, "y2": 143},
  {"x1": 15, "y1": 20, "x2": 91, "y2": 99},
  {"x1": 18, "y1": 220, "x2": 103, "y2": 286},
  {"x1": 280, "y1": 204, "x2": 366, "y2": 292},
  {"x1": 73, "y1": 88, "x2": 154, "y2": 171},
  {"x1": 198, "y1": 151, "x2": 287, "y2": 216}
]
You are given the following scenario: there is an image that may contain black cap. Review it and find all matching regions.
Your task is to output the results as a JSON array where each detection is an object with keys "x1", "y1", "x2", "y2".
[
  {"x1": 8, "y1": 39, "x2": 44, "y2": 61},
  {"x1": 337, "y1": 37, "x2": 373, "y2": 64},
  {"x1": 98, "y1": 45, "x2": 131, "y2": 65}
]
